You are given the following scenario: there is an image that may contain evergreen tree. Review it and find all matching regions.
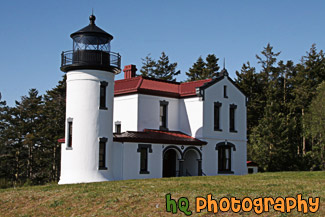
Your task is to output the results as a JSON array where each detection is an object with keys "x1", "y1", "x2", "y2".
[
  {"x1": 154, "y1": 52, "x2": 180, "y2": 81},
  {"x1": 140, "y1": 52, "x2": 180, "y2": 81},
  {"x1": 186, "y1": 54, "x2": 220, "y2": 81},
  {"x1": 139, "y1": 54, "x2": 156, "y2": 77},
  {"x1": 15, "y1": 89, "x2": 44, "y2": 183},
  {"x1": 42, "y1": 76, "x2": 66, "y2": 182},
  {"x1": 204, "y1": 54, "x2": 220, "y2": 78},
  {"x1": 248, "y1": 45, "x2": 299, "y2": 171},
  {"x1": 304, "y1": 81, "x2": 325, "y2": 170},
  {"x1": 186, "y1": 56, "x2": 206, "y2": 81},
  {"x1": 293, "y1": 44, "x2": 325, "y2": 156}
]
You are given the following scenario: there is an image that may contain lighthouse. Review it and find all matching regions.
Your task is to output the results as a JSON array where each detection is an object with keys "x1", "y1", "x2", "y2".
[{"x1": 59, "y1": 15, "x2": 121, "y2": 184}]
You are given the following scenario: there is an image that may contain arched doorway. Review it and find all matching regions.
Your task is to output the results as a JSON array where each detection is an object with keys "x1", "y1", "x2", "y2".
[
  {"x1": 183, "y1": 147, "x2": 202, "y2": 176},
  {"x1": 163, "y1": 147, "x2": 182, "y2": 177}
]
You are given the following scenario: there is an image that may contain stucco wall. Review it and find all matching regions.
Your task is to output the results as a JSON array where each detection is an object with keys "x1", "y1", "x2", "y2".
[
  {"x1": 202, "y1": 77, "x2": 247, "y2": 141},
  {"x1": 179, "y1": 97, "x2": 203, "y2": 137},
  {"x1": 121, "y1": 142, "x2": 163, "y2": 180},
  {"x1": 59, "y1": 70, "x2": 115, "y2": 184},
  {"x1": 138, "y1": 94, "x2": 179, "y2": 131},
  {"x1": 200, "y1": 76, "x2": 247, "y2": 176},
  {"x1": 113, "y1": 95, "x2": 138, "y2": 132}
]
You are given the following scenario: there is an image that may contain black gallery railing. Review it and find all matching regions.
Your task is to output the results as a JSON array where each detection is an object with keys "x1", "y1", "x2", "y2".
[{"x1": 61, "y1": 50, "x2": 121, "y2": 69}]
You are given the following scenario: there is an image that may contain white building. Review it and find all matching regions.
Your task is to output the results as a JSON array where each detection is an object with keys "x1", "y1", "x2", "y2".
[{"x1": 58, "y1": 15, "x2": 247, "y2": 184}]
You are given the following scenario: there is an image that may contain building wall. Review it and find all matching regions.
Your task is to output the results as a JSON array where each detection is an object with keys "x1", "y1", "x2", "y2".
[
  {"x1": 202, "y1": 77, "x2": 247, "y2": 141},
  {"x1": 59, "y1": 69, "x2": 115, "y2": 184},
  {"x1": 137, "y1": 94, "x2": 179, "y2": 131},
  {"x1": 121, "y1": 142, "x2": 163, "y2": 180},
  {"x1": 179, "y1": 97, "x2": 203, "y2": 137},
  {"x1": 247, "y1": 166, "x2": 258, "y2": 174},
  {"x1": 113, "y1": 95, "x2": 138, "y2": 132},
  {"x1": 111, "y1": 76, "x2": 247, "y2": 179},
  {"x1": 201, "y1": 77, "x2": 247, "y2": 175}
]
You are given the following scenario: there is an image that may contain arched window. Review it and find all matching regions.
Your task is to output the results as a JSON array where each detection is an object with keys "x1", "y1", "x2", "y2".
[{"x1": 216, "y1": 142, "x2": 236, "y2": 174}]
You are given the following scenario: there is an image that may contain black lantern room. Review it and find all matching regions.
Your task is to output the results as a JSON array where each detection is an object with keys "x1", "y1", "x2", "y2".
[{"x1": 61, "y1": 15, "x2": 121, "y2": 73}]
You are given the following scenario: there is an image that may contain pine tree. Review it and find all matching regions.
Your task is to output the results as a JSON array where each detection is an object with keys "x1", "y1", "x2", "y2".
[
  {"x1": 186, "y1": 56, "x2": 206, "y2": 81},
  {"x1": 139, "y1": 52, "x2": 180, "y2": 81},
  {"x1": 15, "y1": 89, "x2": 44, "y2": 183},
  {"x1": 139, "y1": 54, "x2": 156, "y2": 77},
  {"x1": 204, "y1": 54, "x2": 220, "y2": 78},
  {"x1": 293, "y1": 44, "x2": 325, "y2": 156},
  {"x1": 42, "y1": 76, "x2": 66, "y2": 182},
  {"x1": 154, "y1": 52, "x2": 180, "y2": 81},
  {"x1": 249, "y1": 44, "x2": 299, "y2": 171},
  {"x1": 186, "y1": 54, "x2": 220, "y2": 81},
  {"x1": 304, "y1": 81, "x2": 325, "y2": 170}
]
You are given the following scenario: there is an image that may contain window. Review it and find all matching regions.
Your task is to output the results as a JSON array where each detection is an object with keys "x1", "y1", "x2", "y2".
[
  {"x1": 224, "y1": 85, "x2": 228, "y2": 98},
  {"x1": 137, "y1": 144, "x2": 152, "y2": 174},
  {"x1": 100, "y1": 81, "x2": 108, "y2": 109},
  {"x1": 229, "y1": 104, "x2": 237, "y2": 132},
  {"x1": 218, "y1": 146, "x2": 231, "y2": 172},
  {"x1": 159, "y1": 101, "x2": 169, "y2": 130},
  {"x1": 99, "y1": 137, "x2": 107, "y2": 170},
  {"x1": 67, "y1": 118, "x2": 73, "y2": 149},
  {"x1": 115, "y1": 121, "x2": 121, "y2": 133},
  {"x1": 216, "y1": 142, "x2": 235, "y2": 174},
  {"x1": 214, "y1": 102, "x2": 222, "y2": 131}
]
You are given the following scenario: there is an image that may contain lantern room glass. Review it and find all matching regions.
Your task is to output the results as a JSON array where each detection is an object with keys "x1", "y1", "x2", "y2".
[{"x1": 73, "y1": 35, "x2": 111, "y2": 52}]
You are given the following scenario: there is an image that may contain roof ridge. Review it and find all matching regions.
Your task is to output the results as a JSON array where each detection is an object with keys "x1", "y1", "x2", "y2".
[{"x1": 180, "y1": 78, "x2": 212, "y2": 85}]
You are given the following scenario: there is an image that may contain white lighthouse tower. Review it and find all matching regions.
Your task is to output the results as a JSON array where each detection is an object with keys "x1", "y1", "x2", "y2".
[{"x1": 59, "y1": 15, "x2": 121, "y2": 184}]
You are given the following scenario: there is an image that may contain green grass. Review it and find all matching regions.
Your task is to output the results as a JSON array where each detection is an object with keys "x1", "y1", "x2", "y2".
[{"x1": 0, "y1": 171, "x2": 323, "y2": 216}]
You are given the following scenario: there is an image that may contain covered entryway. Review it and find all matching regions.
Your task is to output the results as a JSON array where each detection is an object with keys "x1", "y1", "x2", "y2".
[
  {"x1": 183, "y1": 147, "x2": 202, "y2": 176},
  {"x1": 163, "y1": 146, "x2": 182, "y2": 177}
]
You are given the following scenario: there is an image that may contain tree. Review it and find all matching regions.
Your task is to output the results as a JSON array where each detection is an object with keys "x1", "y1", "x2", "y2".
[
  {"x1": 204, "y1": 54, "x2": 220, "y2": 78},
  {"x1": 304, "y1": 81, "x2": 325, "y2": 170},
  {"x1": 247, "y1": 45, "x2": 299, "y2": 171},
  {"x1": 186, "y1": 54, "x2": 220, "y2": 81},
  {"x1": 139, "y1": 52, "x2": 180, "y2": 81},
  {"x1": 139, "y1": 54, "x2": 156, "y2": 77},
  {"x1": 293, "y1": 44, "x2": 325, "y2": 156},
  {"x1": 186, "y1": 56, "x2": 206, "y2": 81},
  {"x1": 41, "y1": 76, "x2": 66, "y2": 181}
]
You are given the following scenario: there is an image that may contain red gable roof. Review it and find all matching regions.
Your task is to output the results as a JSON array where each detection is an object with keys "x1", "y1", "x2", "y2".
[{"x1": 114, "y1": 76, "x2": 212, "y2": 98}]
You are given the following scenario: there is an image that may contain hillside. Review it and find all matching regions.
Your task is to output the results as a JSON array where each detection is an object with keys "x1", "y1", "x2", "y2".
[{"x1": 0, "y1": 172, "x2": 323, "y2": 216}]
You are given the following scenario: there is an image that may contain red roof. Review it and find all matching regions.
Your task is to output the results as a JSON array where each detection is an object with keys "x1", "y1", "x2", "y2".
[
  {"x1": 247, "y1": 161, "x2": 258, "y2": 166},
  {"x1": 114, "y1": 76, "x2": 211, "y2": 98},
  {"x1": 57, "y1": 129, "x2": 207, "y2": 146},
  {"x1": 58, "y1": 138, "x2": 65, "y2": 143},
  {"x1": 114, "y1": 129, "x2": 207, "y2": 146}
]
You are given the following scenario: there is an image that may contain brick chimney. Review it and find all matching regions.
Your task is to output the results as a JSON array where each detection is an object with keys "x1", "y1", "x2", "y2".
[{"x1": 123, "y1": 65, "x2": 137, "y2": 79}]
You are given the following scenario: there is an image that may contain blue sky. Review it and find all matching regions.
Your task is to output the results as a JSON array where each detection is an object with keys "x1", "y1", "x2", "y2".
[{"x1": 1, "y1": 0, "x2": 325, "y2": 106}]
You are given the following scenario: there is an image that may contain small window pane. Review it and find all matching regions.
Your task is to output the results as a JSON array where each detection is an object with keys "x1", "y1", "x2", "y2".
[
  {"x1": 140, "y1": 148, "x2": 148, "y2": 171},
  {"x1": 230, "y1": 107, "x2": 235, "y2": 131},
  {"x1": 100, "y1": 85, "x2": 106, "y2": 108},
  {"x1": 99, "y1": 142, "x2": 106, "y2": 168},
  {"x1": 160, "y1": 104, "x2": 167, "y2": 129},
  {"x1": 68, "y1": 121, "x2": 73, "y2": 148},
  {"x1": 218, "y1": 146, "x2": 231, "y2": 172},
  {"x1": 214, "y1": 103, "x2": 220, "y2": 130}
]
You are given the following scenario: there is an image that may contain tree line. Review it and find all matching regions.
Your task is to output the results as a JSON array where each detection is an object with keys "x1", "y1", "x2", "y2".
[
  {"x1": 1, "y1": 44, "x2": 324, "y2": 187},
  {"x1": 0, "y1": 79, "x2": 66, "y2": 187}
]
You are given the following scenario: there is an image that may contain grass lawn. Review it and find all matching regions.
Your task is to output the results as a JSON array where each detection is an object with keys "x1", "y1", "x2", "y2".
[{"x1": 0, "y1": 171, "x2": 323, "y2": 216}]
